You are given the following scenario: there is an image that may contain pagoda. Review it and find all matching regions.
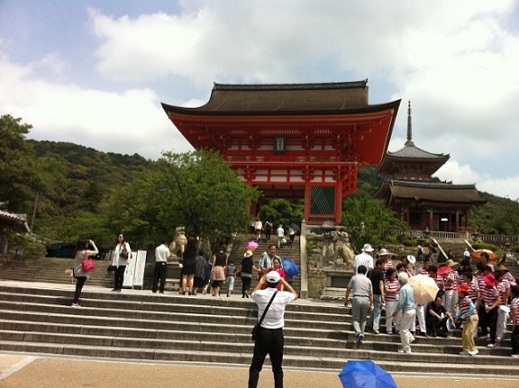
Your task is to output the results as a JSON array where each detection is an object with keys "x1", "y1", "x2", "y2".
[
  {"x1": 162, "y1": 81, "x2": 400, "y2": 224},
  {"x1": 374, "y1": 102, "x2": 486, "y2": 232}
]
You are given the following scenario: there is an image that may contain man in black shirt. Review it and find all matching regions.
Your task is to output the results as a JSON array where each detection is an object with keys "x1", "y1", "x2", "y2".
[
  {"x1": 368, "y1": 259, "x2": 385, "y2": 334},
  {"x1": 426, "y1": 295, "x2": 454, "y2": 337}
]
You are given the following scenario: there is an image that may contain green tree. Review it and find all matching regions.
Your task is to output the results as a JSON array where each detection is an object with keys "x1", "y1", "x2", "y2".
[
  {"x1": 103, "y1": 150, "x2": 260, "y2": 248},
  {"x1": 0, "y1": 114, "x2": 39, "y2": 212},
  {"x1": 260, "y1": 198, "x2": 304, "y2": 230},
  {"x1": 342, "y1": 194, "x2": 408, "y2": 252}
]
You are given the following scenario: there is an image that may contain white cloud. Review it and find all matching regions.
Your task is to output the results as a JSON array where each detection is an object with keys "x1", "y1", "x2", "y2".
[
  {"x1": 0, "y1": 55, "x2": 193, "y2": 159},
  {"x1": 435, "y1": 160, "x2": 519, "y2": 201},
  {"x1": 1, "y1": 0, "x2": 519, "y2": 201}
]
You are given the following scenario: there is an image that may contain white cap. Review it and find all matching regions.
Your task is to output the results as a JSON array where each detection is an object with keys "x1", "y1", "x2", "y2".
[{"x1": 266, "y1": 271, "x2": 281, "y2": 283}]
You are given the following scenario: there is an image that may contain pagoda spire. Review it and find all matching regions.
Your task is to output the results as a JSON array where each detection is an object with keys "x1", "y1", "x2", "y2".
[{"x1": 405, "y1": 100, "x2": 414, "y2": 146}]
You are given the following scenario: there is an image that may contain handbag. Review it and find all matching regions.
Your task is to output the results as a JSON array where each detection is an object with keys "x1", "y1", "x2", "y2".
[
  {"x1": 251, "y1": 291, "x2": 278, "y2": 341},
  {"x1": 81, "y1": 250, "x2": 96, "y2": 272},
  {"x1": 119, "y1": 244, "x2": 129, "y2": 260}
]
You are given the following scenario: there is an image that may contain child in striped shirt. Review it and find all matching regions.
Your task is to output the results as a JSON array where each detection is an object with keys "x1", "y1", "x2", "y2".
[{"x1": 456, "y1": 284, "x2": 478, "y2": 356}]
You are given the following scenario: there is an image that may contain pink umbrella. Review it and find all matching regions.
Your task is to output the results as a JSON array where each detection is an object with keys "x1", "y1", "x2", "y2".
[{"x1": 246, "y1": 241, "x2": 259, "y2": 250}]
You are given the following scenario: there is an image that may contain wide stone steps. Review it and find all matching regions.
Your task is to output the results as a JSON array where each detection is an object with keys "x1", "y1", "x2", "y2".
[{"x1": 0, "y1": 282, "x2": 517, "y2": 378}]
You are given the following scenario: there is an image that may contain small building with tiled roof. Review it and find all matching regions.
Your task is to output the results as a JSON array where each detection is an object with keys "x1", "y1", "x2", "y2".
[
  {"x1": 374, "y1": 102, "x2": 486, "y2": 232},
  {"x1": 0, "y1": 201, "x2": 30, "y2": 254}
]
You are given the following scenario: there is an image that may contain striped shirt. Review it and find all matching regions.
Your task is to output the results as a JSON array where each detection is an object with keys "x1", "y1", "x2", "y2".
[
  {"x1": 461, "y1": 280, "x2": 480, "y2": 303},
  {"x1": 443, "y1": 271, "x2": 458, "y2": 291},
  {"x1": 496, "y1": 280, "x2": 510, "y2": 306},
  {"x1": 511, "y1": 297, "x2": 519, "y2": 326},
  {"x1": 503, "y1": 272, "x2": 516, "y2": 286},
  {"x1": 458, "y1": 295, "x2": 476, "y2": 319},
  {"x1": 481, "y1": 284, "x2": 499, "y2": 306},
  {"x1": 418, "y1": 266, "x2": 429, "y2": 276},
  {"x1": 384, "y1": 277, "x2": 400, "y2": 301}
]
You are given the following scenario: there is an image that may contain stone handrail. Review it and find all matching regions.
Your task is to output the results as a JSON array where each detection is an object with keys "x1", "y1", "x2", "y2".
[{"x1": 408, "y1": 230, "x2": 519, "y2": 244}]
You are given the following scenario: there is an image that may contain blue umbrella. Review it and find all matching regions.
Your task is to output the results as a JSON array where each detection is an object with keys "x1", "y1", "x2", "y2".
[
  {"x1": 281, "y1": 258, "x2": 299, "y2": 277},
  {"x1": 338, "y1": 360, "x2": 397, "y2": 388}
]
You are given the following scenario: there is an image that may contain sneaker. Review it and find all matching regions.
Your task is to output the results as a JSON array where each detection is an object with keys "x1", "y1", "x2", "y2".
[
  {"x1": 372, "y1": 330, "x2": 380, "y2": 335},
  {"x1": 71, "y1": 303, "x2": 81, "y2": 308},
  {"x1": 468, "y1": 350, "x2": 478, "y2": 356},
  {"x1": 487, "y1": 343, "x2": 496, "y2": 348},
  {"x1": 511, "y1": 354, "x2": 519, "y2": 359},
  {"x1": 459, "y1": 351, "x2": 470, "y2": 356},
  {"x1": 398, "y1": 349, "x2": 412, "y2": 354}
]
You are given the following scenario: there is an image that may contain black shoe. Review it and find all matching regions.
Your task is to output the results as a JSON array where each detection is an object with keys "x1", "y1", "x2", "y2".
[{"x1": 111, "y1": 288, "x2": 118, "y2": 292}]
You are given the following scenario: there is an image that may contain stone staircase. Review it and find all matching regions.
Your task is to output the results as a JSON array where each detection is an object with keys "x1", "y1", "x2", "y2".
[
  {"x1": 228, "y1": 233, "x2": 302, "y2": 291},
  {"x1": 0, "y1": 279, "x2": 517, "y2": 378}
]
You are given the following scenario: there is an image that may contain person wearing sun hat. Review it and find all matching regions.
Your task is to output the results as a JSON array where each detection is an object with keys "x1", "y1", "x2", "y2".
[
  {"x1": 498, "y1": 263, "x2": 517, "y2": 287},
  {"x1": 353, "y1": 243, "x2": 375, "y2": 275},
  {"x1": 456, "y1": 283, "x2": 479, "y2": 356},
  {"x1": 442, "y1": 259, "x2": 460, "y2": 316},
  {"x1": 239, "y1": 244, "x2": 258, "y2": 298},
  {"x1": 378, "y1": 248, "x2": 393, "y2": 272}
]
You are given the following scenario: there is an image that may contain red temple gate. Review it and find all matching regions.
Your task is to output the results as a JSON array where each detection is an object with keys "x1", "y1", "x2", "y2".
[{"x1": 162, "y1": 81, "x2": 400, "y2": 224}]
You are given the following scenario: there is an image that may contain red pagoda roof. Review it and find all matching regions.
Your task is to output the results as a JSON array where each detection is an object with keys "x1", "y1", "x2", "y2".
[
  {"x1": 162, "y1": 81, "x2": 401, "y2": 166},
  {"x1": 374, "y1": 180, "x2": 486, "y2": 206}
]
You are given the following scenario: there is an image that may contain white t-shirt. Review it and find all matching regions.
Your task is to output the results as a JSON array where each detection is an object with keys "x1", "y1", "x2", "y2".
[
  {"x1": 155, "y1": 244, "x2": 170, "y2": 262},
  {"x1": 277, "y1": 227, "x2": 285, "y2": 237},
  {"x1": 353, "y1": 252, "x2": 374, "y2": 272},
  {"x1": 251, "y1": 287, "x2": 296, "y2": 329}
]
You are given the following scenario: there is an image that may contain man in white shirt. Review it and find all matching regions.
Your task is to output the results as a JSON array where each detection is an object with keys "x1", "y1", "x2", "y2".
[
  {"x1": 276, "y1": 224, "x2": 285, "y2": 248},
  {"x1": 152, "y1": 240, "x2": 170, "y2": 293},
  {"x1": 248, "y1": 271, "x2": 298, "y2": 388},
  {"x1": 353, "y1": 243, "x2": 375, "y2": 275}
]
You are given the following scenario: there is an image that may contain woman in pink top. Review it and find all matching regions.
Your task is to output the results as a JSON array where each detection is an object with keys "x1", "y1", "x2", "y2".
[{"x1": 263, "y1": 257, "x2": 286, "y2": 291}]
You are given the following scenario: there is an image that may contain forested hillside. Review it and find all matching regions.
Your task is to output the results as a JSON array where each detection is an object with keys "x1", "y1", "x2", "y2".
[{"x1": 27, "y1": 142, "x2": 519, "y2": 238}]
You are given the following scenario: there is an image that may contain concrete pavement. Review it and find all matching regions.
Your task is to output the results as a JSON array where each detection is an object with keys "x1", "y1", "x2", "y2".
[{"x1": 1, "y1": 353, "x2": 518, "y2": 388}]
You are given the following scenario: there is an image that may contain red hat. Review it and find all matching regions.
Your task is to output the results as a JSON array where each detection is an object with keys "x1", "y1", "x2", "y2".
[
  {"x1": 456, "y1": 284, "x2": 470, "y2": 293},
  {"x1": 483, "y1": 273, "x2": 496, "y2": 287}
]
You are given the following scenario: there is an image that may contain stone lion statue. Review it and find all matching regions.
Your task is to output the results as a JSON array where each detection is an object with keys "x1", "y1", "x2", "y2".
[
  {"x1": 332, "y1": 230, "x2": 355, "y2": 268},
  {"x1": 169, "y1": 226, "x2": 188, "y2": 260}
]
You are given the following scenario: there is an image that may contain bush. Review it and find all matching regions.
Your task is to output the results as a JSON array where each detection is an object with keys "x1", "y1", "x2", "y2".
[
  {"x1": 397, "y1": 233, "x2": 418, "y2": 247},
  {"x1": 472, "y1": 242, "x2": 500, "y2": 252},
  {"x1": 510, "y1": 245, "x2": 519, "y2": 253},
  {"x1": 7, "y1": 233, "x2": 46, "y2": 258}
]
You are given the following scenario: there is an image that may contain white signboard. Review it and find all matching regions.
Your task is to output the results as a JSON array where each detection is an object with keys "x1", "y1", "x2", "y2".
[{"x1": 123, "y1": 250, "x2": 147, "y2": 289}]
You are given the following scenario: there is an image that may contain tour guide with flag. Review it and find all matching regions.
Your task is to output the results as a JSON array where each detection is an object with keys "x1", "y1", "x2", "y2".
[{"x1": 248, "y1": 271, "x2": 298, "y2": 388}]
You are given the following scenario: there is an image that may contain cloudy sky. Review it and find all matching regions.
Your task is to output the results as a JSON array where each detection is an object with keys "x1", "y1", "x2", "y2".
[{"x1": 1, "y1": 1, "x2": 518, "y2": 200}]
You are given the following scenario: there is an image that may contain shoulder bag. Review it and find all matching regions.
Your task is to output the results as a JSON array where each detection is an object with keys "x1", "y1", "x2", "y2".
[
  {"x1": 82, "y1": 250, "x2": 96, "y2": 272},
  {"x1": 251, "y1": 290, "x2": 278, "y2": 341}
]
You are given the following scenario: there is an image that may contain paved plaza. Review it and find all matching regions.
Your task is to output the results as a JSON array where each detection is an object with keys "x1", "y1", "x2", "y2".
[{"x1": 1, "y1": 353, "x2": 518, "y2": 388}]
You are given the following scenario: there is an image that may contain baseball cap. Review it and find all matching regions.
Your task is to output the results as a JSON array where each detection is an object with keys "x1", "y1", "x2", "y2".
[{"x1": 266, "y1": 271, "x2": 281, "y2": 283}]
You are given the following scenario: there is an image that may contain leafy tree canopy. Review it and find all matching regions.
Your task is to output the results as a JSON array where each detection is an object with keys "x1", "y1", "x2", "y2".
[
  {"x1": 259, "y1": 198, "x2": 304, "y2": 231},
  {"x1": 102, "y1": 150, "x2": 260, "y2": 249},
  {"x1": 342, "y1": 193, "x2": 408, "y2": 252}
]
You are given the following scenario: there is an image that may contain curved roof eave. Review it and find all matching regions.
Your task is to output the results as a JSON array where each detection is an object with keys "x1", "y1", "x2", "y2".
[{"x1": 161, "y1": 100, "x2": 401, "y2": 117}]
